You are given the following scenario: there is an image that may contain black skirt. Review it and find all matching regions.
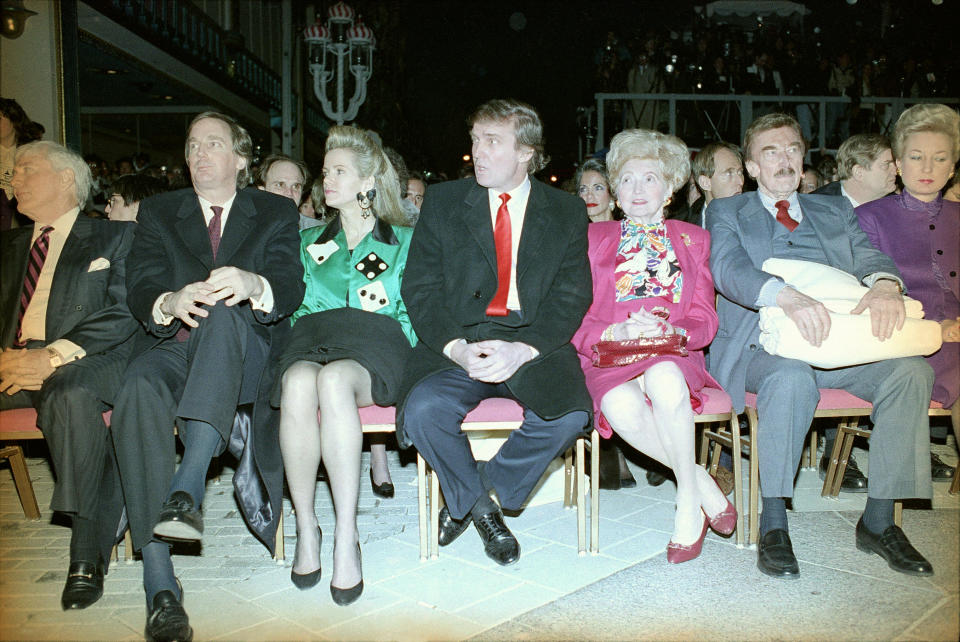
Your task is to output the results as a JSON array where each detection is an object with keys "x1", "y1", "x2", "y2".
[{"x1": 270, "y1": 307, "x2": 413, "y2": 407}]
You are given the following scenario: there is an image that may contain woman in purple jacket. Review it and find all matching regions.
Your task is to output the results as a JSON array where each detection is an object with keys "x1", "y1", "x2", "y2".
[{"x1": 856, "y1": 103, "x2": 959, "y2": 442}]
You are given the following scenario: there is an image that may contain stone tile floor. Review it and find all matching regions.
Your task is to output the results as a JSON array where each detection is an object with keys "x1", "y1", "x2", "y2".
[{"x1": 0, "y1": 439, "x2": 957, "y2": 641}]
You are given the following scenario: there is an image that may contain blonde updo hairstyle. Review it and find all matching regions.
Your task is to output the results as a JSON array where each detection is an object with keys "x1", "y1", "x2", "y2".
[
  {"x1": 324, "y1": 125, "x2": 408, "y2": 226},
  {"x1": 891, "y1": 104, "x2": 960, "y2": 164},
  {"x1": 606, "y1": 129, "x2": 691, "y2": 199}
]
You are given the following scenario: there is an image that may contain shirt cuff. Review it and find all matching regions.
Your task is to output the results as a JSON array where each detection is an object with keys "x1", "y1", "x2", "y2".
[
  {"x1": 46, "y1": 339, "x2": 85, "y2": 366},
  {"x1": 443, "y1": 338, "x2": 466, "y2": 358},
  {"x1": 756, "y1": 277, "x2": 788, "y2": 308},
  {"x1": 152, "y1": 292, "x2": 176, "y2": 325},
  {"x1": 863, "y1": 272, "x2": 904, "y2": 293},
  {"x1": 250, "y1": 276, "x2": 274, "y2": 313}
]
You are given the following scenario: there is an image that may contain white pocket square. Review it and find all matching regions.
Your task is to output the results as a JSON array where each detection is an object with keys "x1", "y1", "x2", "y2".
[{"x1": 87, "y1": 257, "x2": 111, "y2": 272}]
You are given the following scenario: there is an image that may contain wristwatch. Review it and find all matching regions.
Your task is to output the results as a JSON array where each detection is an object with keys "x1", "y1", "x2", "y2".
[{"x1": 46, "y1": 347, "x2": 63, "y2": 368}]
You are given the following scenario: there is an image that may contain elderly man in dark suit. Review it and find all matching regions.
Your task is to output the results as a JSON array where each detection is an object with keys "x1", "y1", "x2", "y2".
[
  {"x1": 1, "y1": 141, "x2": 139, "y2": 610},
  {"x1": 111, "y1": 112, "x2": 303, "y2": 641},
  {"x1": 706, "y1": 113, "x2": 934, "y2": 580},
  {"x1": 399, "y1": 99, "x2": 592, "y2": 566}
]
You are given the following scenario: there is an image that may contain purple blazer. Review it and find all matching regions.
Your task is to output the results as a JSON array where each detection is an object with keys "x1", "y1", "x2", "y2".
[{"x1": 857, "y1": 191, "x2": 959, "y2": 407}]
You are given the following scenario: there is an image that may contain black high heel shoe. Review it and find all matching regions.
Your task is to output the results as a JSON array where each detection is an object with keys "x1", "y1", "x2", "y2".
[
  {"x1": 370, "y1": 469, "x2": 395, "y2": 498},
  {"x1": 290, "y1": 526, "x2": 322, "y2": 590},
  {"x1": 330, "y1": 543, "x2": 363, "y2": 606}
]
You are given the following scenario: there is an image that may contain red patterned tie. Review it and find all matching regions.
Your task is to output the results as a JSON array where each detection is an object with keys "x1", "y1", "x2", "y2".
[
  {"x1": 208, "y1": 205, "x2": 223, "y2": 260},
  {"x1": 15, "y1": 225, "x2": 53, "y2": 346},
  {"x1": 485, "y1": 193, "x2": 512, "y2": 316},
  {"x1": 775, "y1": 200, "x2": 798, "y2": 232}
]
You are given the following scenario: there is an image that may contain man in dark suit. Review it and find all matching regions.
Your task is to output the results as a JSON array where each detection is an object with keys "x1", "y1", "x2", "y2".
[
  {"x1": 111, "y1": 112, "x2": 303, "y2": 641},
  {"x1": 670, "y1": 141, "x2": 744, "y2": 228},
  {"x1": 399, "y1": 99, "x2": 593, "y2": 566},
  {"x1": 1, "y1": 141, "x2": 138, "y2": 610},
  {"x1": 706, "y1": 113, "x2": 934, "y2": 580}
]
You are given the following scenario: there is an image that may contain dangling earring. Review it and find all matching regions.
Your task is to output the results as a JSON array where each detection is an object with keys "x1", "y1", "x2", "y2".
[
  {"x1": 356, "y1": 188, "x2": 376, "y2": 219},
  {"x1": 896, "y1": 167, "x2": 902, "y2": 177},
  {"x1": 664, "y1": 196, "x2": 672, "y2": 207}
]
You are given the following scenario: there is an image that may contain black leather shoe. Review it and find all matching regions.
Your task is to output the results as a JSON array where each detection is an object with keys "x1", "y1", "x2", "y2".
[
  {"x1": 145, "y1": 590, "x2": 193, "y2": 642},
  {"x1": 819, "y1": 452, "x2": 868, "y2": 493},
  {"x1": 330, "y1": 544, "x2": 363, "y2": 606},
  {"x1": 757, "y1": 529, "x2": 800, "y2": 578},
  {"x1": 60, "y1": 559, "x2": 105, "y2": 610},
  {"x1": 437, "y1": 506, "x2": 471, "y2": 546},
  {"x1": 370, "y1": 469, "x2": 395, "y2": 498},
  {"x1": 855, "y1": 518, "x2": 934, "y2": 576},
  {"x1": 931, "y1": 453, "x2": 956, "y2": 481},
  {"x1": 290, "y1": 526, "x2": 322, "y2": 590},
  {"x1": 646, "y1": 469, "x2": 668, "y2": 487},
  {"x1": 154, "y1": 491, "x2": 203, "y2": 542},
  {"x1": 474, "y1": 509, "x2": 520, "y2": 566}
]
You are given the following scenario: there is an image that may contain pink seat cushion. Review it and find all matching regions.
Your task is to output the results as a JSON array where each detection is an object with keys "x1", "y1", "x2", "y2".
[
  {"x1": 744, "y1": 389, "x2": 871, "y2": 411},
  {"x1": 0, "y1": 408, "x2": 40, "y2": 433},
  {"x1": 698, "y1": 387, "x2": 733, "y2": 415},
  {"x1": 354, "y1": 398, "x2": 526, "y2": 427}
]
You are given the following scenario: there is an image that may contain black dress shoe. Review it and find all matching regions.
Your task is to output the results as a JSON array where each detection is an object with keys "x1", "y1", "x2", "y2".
[
  {"x1": 370, "y1": 469, "x2": 395, "y2": 498},
  {"x1": 855, "y1": 518, "x2": 934, "y2": 576},
  {"x1": 330, "y1": 544, "x2": 363, "y2": 606},
  {"x1": 819, "y1": 452, "x2": 868, "y2": 493},
  {"x1": 474, "y1": 509, "x2": 520, "y2": 566},
  {"x1": 646, "y1": 469, "x2": 668, "y2": 487},
  {"x1": 757, "y1": 529, "x2": 800, "y2": 578},
  {"x1": 437, "y1": 506, "x2": 471, "y2": 546},
  {"x1": 930, "y1": 453, "x2": 956, "y2": 481},
  {"x1": 290, "y1": 526, "x2": 322, "y2": 590},
  {"x1": 154, "y1": 491, "x2": 203, "y2": 542},
  {"x1": 145, "y1": 590, "x2": 193, "y2": 642},
  {"x1": 61, "y1": 559, "x2": 105, "y2": 610}
]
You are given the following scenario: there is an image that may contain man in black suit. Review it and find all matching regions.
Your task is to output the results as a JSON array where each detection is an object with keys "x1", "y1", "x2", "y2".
[
  {"x1": 670, "y1": 141, "x2": 744, "y2": 228},
  {"x1": 111, "y1": 112, "x2": 303, "y2": 641},
  {"x1": 1, "y1": 141, "x2": 138, "y2": 610},
  {"x1": 399, "y1": 99, "x2": 593, "y2": 566},
  {"x1": 814, "y1": 134, "x2": 897, "y2": 208}
]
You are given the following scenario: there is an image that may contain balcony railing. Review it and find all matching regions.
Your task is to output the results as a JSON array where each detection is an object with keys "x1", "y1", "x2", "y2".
[
  {"x1": 95, "y1": 0, "x2": 282, "y2": 110},
  {"x1": 593, "y1": 93, "x2": 960, "y2": 155}
]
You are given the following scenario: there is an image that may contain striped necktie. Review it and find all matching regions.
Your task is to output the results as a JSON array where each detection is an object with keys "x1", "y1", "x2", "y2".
[{"x1": 16, "y1": 225, "x2": 54, "y2": 346}]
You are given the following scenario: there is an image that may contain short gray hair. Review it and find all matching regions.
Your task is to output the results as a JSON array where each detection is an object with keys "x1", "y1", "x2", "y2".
[
  {"x1": 837, "y1": 134, "x2": 891, "y2": 180},
  {"x1": 606, "y1": 129, "x2": 690, "y2": 196},
  {"x1": 15, "y1": 140, "x2": 91, "y2": 208}
]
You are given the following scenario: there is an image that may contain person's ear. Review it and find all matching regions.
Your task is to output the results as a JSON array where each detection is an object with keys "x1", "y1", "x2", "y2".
[
  {"x1": 745, "y1": 159, "x2": 760, "y2": 179},
  {"x1": 696, "y1": 174, "x2": 711, "y2": 194}
]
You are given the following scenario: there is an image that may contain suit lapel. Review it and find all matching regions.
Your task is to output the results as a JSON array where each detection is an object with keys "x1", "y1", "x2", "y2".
[
  {"x1": 665, "y1": 220, "x2": 697, "y2": 316},
  {"x1": 462, "y1": 182, "x2": 498, "y2": 275},
  {"x1": 516, "y1": 180, "x2": 553, "y2": 281},
  {"x1": 175, "y1": 193, "x2": 214, "y2": 269},
  {"x1": 216, "y1": 189, "x2": 256, "y2": 267},
  {"x1": 739, "y1": 193, "x2": 775, "y2": 267},
  {"x1": 798, "y1": 194, "x2": 855, "y2": 271},
  {"x1": 45, "y1": 218, "x2": 91, "y2": 339}
]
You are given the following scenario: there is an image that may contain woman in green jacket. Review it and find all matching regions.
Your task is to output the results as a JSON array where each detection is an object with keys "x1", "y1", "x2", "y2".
[{"x1": 275, "y1": 126, "x2": 415, "y2": 605}]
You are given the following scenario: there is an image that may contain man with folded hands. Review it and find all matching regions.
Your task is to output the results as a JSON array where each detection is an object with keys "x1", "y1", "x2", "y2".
[
  {"x1": 706, "y1": 113, "x2": 935, "y2": 579},
  {"x1": 1, "y1": 141, "x2": 138, "y2": 610}
]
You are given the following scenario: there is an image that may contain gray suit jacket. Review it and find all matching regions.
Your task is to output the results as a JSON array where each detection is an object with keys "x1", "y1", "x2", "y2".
[{"x1": 704, "y1": 190, "x2": 900, "y2": 411}]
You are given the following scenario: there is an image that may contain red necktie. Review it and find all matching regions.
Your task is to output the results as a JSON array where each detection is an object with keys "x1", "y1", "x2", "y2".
[
  {"x1": 15, "y1": 225, "x2": 53, "y2": 346},
  {"x1": 775, "y1": 200, "x2": 798, "y2": 232},
  {"x1": 485, "y1": 193, "x2": 512, "y2": 316},
  {"x1": 208, "y1": 205, "x2": 223, "y2": 260}
]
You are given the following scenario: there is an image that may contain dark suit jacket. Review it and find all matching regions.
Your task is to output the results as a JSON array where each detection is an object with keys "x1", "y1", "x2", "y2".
[
  {"x1": 397, "y1": 177, "x2": 593, "y2": 445},
  {"x1": 1, "y1": 216, "x2": 139, "y2": 400},
  {"x1": 813, "y1": 181, "x2": 842, "y2": 197},
  {"x1": 126, "y1": 186, "x2": 304, "y2": 553},
  {"x1": 668, "y1": 195, "x2": 706, "y2": 227},
  {"x1": 705, "y1": 190, "x2": 900, "y2": 411}
]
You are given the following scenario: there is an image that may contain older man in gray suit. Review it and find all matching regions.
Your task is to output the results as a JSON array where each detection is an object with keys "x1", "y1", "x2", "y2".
[{"x1": 706, "y1": 113, "x2": 934, "y2": 579}]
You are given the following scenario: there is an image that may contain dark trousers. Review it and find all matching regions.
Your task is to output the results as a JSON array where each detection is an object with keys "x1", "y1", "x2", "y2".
[
  {"x1": 0, "y1": 352, "x2": 125, "y2": 563},
  {"x1": 112, "y1": 303, "x2": 267, "y2": 550},
  {"x1": 403, "y1": 368, "x2": 587, "y2": 519}
]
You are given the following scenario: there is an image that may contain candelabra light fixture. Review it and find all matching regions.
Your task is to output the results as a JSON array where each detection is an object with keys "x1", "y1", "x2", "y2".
[{"x1": 303, "y1": 1, "x2": 375, "y2": 125}]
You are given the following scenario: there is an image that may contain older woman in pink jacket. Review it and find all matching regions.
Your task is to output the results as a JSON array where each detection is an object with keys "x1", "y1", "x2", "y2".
[{"x1": 572, "y1": 129, "x2": 733, "y2": 563}]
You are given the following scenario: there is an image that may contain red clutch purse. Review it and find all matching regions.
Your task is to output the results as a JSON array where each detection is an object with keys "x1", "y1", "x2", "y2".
[{"x1": 591, "y1": 333, "x2": 688, "y2": 368}]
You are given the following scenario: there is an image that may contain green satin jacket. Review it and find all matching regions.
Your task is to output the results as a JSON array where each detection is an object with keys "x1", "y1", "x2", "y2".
[{"x1": 292, "y1": 215, "x2": 417, "y2": 347}]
